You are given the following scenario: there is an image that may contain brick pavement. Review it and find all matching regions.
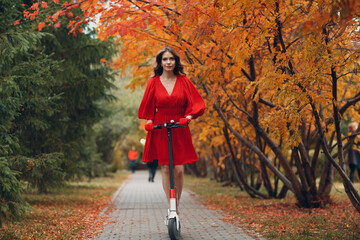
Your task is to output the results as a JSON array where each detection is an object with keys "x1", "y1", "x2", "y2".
[{"x1": 96, "y1": 170, "x2": 258, "y2": 240}]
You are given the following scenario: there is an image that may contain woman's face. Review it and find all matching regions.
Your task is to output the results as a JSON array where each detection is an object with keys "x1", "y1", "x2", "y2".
[{"x1": 161, "y1": 51, "x2": 176, "y2": 73}]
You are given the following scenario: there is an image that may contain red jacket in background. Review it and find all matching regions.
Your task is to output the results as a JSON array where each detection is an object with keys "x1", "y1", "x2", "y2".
[{"x1": 128, "y1": 150, "x2": 138, "y2": 161}]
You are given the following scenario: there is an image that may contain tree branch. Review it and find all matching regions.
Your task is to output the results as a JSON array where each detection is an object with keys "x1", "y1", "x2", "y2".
[{"x1": 203, "y1": 83, "x2": 294, "y2": 192}]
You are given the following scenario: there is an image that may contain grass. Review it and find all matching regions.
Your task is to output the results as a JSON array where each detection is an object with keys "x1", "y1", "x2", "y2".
[
  {"x1": 184, "y1": 175, "x2": 360, "y2": 240},
  {"x1": 0, "y1": 171, "x2": 129, "y2": 240}
]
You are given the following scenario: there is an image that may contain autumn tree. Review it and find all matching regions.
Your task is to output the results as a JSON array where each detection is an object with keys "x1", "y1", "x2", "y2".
[{"x1": 24, "y1": 0, "x2": 360, "y2": 211}]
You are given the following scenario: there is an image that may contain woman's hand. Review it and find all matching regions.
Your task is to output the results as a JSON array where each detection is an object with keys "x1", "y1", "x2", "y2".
[
  {"x1": 145, "y1": 122, "x2": 154, "y2": 131},
  {"x1": 145, "y1": 121, "x2": 154, "y2": 131},
  {"x1": 179, "y1": 116, "x2": 192, "y2": 125}
]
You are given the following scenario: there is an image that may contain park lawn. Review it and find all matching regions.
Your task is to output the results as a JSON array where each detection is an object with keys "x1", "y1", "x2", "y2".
[
  {"x1": 185, "y1": 175, "x2": 360, "y2": 240},
  {"x1": 0, "y1": 171, "x2": 129, "y2": 240}
]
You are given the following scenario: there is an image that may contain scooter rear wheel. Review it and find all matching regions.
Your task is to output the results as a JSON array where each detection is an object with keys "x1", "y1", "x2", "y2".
[{"x1": 168, "y1": 218, "x2": 180, "y2": 240}]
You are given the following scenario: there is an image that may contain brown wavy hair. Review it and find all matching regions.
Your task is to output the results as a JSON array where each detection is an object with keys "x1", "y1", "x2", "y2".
[{"x1": 153, "y1": 47, "x2": 185, "y2": 76}]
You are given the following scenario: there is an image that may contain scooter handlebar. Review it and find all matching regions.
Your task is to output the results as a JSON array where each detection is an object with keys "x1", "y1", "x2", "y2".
[
  {"x1": 153, "y1": 120, "x2": 188, "y2": 130},
  {"x1": 154, "y1": 124, "x2": 163, "y2": 129}
]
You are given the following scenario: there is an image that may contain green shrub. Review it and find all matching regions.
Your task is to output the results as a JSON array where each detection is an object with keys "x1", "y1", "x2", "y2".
[
  {"x1": 0, "y1": 158, "x2": 26, "y2": 227},
  {"x1": 11, "y1": 153, "x2": 65, "y2": 194}
]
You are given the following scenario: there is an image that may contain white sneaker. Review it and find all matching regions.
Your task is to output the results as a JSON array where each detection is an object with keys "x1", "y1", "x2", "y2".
[{"x1": 164, "y1": 209, "x2": 170, "y2": 226}]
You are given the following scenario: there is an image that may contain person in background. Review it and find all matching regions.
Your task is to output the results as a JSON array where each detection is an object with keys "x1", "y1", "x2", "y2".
[
  {"x1": 128, "y1": 146, "x2": 138, "y2": 173},
  {"x1": 348, "y1": 122, "x2": 360, "y2": 182},
  {"x1": 147, "y1": 159, "x2": 159, "y2": 182}
]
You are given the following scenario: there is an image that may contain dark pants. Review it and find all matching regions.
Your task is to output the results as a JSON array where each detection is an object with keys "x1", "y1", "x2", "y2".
[
  {"x1": 147, "y1": 160, "x2": 158, "y2": 182},
  {"x1": 130, "y1": 160, "x2": 136, "y2": 173},
  {"x1": 349, "y1": 164, "x2": 360, "y2": 182}
]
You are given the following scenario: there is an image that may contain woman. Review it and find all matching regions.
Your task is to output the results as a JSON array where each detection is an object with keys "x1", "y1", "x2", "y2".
[{"x1": 138, "y1": 46, "x2": 205, "y2": 216}]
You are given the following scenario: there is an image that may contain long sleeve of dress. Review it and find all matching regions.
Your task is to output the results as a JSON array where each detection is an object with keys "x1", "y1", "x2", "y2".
[
  {"x1": 183, "y1": 76, "x2": 206, "y2": 119},
  {"x1": 138, "y1": 78, "x2": 156, "y2": 120}
]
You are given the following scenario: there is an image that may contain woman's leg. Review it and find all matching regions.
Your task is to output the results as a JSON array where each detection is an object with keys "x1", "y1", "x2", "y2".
[
  {"x1": 173, "y1": 165, "x2": 184, "y2": 206},
  {"x1": 161, "y1": 165, "x2": 170, "y2": 205},
  {"x1": 161, "y1": 164, "x2": 184, "y2": 210}
]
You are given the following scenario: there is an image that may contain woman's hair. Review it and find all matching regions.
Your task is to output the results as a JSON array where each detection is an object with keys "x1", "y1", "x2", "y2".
[
  {"x1": 348, "y1": 122, "x2": 358, "y2": 132},
  {"x1": 153, "y1": 47, "x2": 185, "y2": 76}
]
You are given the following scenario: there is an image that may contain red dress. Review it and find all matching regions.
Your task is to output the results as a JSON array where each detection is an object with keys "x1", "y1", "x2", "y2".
[{"x1": 138, "y1": 75, "x2": 206, "y2": 165}]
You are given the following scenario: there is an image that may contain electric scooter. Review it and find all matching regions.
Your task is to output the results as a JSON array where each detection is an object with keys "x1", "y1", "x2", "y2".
[{"x1": 154, "y1": 120, "x2": 187, "y2": 240}]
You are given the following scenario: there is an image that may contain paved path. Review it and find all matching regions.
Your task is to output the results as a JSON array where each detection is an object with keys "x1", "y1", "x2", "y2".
[{"x1": 96, "y1": 170, "x2": 256, "y2": 240}]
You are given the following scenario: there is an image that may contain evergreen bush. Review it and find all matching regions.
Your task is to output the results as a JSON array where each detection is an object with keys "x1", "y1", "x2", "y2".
[
  {"x1": 0, "y1": 0, "x2": 116, "y2": 223},
  {"x1": 11, "y1": 153, "x2": 65, "y2": 194},
  {"x1": 0, "y1": 158, "x2": 26, "y2": 227}
]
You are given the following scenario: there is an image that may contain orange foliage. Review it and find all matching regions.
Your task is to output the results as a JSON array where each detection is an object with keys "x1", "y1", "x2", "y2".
[
  {"x1": 55, "y1": 0, "x2": 359, "y2": 150},
  {"x1": 0, "y1": 187, "x2": 115, "y2": 239},
  {"x1": 37, "y1": 22, "x2": 45, "y2": 31},
  {"x1": 22, "y1": 1, "x2": 360, "y2": 144},
  {"x1": 23, "y1": 1, "x2": 360, "y2": 129},
  {"x1": 205, "y1": 193, "x2": 360, "y2": 238}
]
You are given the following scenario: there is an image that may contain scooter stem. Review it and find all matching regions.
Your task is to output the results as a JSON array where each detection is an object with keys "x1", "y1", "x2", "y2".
[
  {"x1": 167, "y1": 128, "x2": 175, "y2": 190},
  {"x1": 167, "y1": 127, "x2": 177, "y2": 212}
]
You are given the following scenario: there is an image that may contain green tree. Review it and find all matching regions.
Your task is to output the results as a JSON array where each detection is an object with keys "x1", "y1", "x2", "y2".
[
  {"x1": 2, "y1": 0, "x2": 116, "y2": 196},
  {"x1": 95, "y1": 74, "x2": 146, "y2": 171},
  {"x1": 28, "y1": 20, "x2": 116, "y2": 180},
  {"x1": 0, "y1": 0, "x2": 50, "y2": 224}
]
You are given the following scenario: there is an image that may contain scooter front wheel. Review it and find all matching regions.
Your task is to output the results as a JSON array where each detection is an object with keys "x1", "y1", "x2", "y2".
[{"x1": 168, "y1": 218, "x2": 180, "y2": 240}]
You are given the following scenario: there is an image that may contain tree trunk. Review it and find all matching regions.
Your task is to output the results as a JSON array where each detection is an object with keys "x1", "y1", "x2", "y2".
[{"x1": 223, "y1": 126, "x2": 266, "y2": 197}]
